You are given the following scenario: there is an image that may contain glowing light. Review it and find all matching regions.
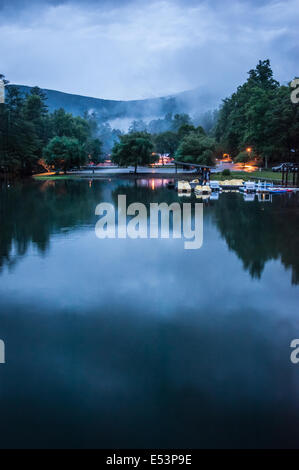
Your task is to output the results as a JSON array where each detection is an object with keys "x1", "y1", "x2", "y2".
[
  {"x1": 33, "y1": 171, "x2": 57, "y2": 177},
  {"x1": 246, "y1": 147, "x2": 252, "y2": 153},
  {"x1": 243, "y1": 164, "x2": 257, "y2": 173},
  {"x1": 220, "y1": 154, "x2": 231, "y2": 163}
]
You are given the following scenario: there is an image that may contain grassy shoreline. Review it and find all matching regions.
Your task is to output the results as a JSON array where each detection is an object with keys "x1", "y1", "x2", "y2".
[
  {"x1": 211, "y1": 171, "x2": 283, "y2": 182},
  {"x1": 33, "y1": 170, "x2": 284, "y2": 183}
]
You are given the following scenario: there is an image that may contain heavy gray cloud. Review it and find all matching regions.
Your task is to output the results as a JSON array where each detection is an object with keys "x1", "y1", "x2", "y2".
[{"x1": 0, "y1": 0, "x2": 298, "y2": 99}]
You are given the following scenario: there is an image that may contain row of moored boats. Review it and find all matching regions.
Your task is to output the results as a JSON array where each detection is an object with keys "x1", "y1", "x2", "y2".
[{"x1": 177, "y1": 179, "x2": 299, "y2": 196}]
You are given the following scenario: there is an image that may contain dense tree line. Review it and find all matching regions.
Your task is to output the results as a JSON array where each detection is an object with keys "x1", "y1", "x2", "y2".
[
  {"x1": 0, "y1": 77, "x2": 103, "y2": 175},
  {"x1": 1, "y1": 60, "x2": 298, "y2": 175},
  {"x1": 215, "y1": 60, "x2": 299, "y2": 167},
  {"x1": 111, "y1": 115, "x2": 218, "y2": 169},
  {"x1": 112, "y1": 60, "x2": 298, "y2": 169}
]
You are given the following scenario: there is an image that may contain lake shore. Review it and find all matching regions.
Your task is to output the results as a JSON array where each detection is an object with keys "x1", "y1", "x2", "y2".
[{"x1": 32, "y1": 169, "x2": 285, "y2": 183}]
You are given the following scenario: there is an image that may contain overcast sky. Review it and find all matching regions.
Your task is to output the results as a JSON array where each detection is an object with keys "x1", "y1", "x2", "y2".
[{"x1": 0, "y1": 0, "x2": 298, "y2": 100}]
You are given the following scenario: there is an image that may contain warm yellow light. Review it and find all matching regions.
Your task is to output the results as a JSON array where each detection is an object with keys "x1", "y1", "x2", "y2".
[{"x1": 246, "y1": 147, "x2": 252, "y2": 153}]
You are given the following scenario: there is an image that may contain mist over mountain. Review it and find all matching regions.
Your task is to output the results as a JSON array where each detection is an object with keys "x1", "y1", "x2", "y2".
[{"x1": 8, "y1": 84, "x2": 221, "y2": 130}]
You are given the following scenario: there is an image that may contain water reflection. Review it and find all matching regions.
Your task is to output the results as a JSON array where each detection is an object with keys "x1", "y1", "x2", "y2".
[
  {"x1": 0, "y1": 178, "x2": 299, "y2": 448},
  {"x1": 0, "y1": 179, "x2": 102, "y2": 271},
  {"x1": 211, "y1": 191, "x2": 299, "y2": 284},
  {"x1": 137, "y1": 178, "x2": 173, "y2": 190},
  {"x1": 1, "y1": 179, "x2": 299, "y2": 284}
]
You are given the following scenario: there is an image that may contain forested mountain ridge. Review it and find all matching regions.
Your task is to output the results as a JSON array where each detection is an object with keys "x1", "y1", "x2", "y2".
[{"x1": 7, "y1": 84, "x2": 220, "y2": 121}]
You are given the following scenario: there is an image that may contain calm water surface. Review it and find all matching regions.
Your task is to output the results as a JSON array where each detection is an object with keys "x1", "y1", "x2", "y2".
[{"x1": 0, "y1": 178, "x2": 299, "y2": 448}]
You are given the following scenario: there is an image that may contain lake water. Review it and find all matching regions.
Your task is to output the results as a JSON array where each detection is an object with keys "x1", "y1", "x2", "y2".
[{"x1": 0, "y1": 178, "x2": 299, "y2": 449}]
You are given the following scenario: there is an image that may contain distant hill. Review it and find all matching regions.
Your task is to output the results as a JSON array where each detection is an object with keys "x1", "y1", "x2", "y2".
[{"x1": 8, "y1": 84, "x2": 220, "y2": 123}]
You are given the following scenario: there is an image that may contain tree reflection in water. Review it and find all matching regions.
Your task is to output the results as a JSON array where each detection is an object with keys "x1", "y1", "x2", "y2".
[{"x1": 1, "y1": 179, "x2": 299, "y2": 284}]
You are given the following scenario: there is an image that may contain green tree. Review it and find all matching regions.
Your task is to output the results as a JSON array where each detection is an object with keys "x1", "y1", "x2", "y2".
[
  {"x1": 111, "y1": 132, "x2": 155, "y2": 173},
  {"x1": 1, "y1": 86, "x2": 41, "y2": 174},
  {"x1": 0, "y1": 80, "x2": 95, "y2": 176},
  {"x1": 50, "y1": 109, "x2": 89, "y2": 142},
  {"x1": 177, "y1": 123, "x2": 205, "y2": 141},
  {"x1": 22, "y1": 91, "x2": 50, "y2": 157},
  {"x1": 214, "y1": 59, "x2": 298, "y2": 166},
  {"x1": 175, "y1": 133, "x2": 216, "y2": 165},
  {"x1": 154, "y1": 131, "x2": 179, "y2": 156},
  {"x1": 85, "y1": 138, "x2": 103, "y2": 164},
  {"x1": 43, "y1": 136, "x2": 85, "y2": 172}
]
